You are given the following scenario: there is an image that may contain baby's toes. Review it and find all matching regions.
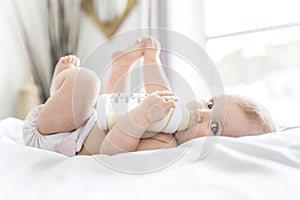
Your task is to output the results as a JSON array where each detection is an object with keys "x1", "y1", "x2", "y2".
[
  {"x1": 70, "y1": 55, "x2": 80, "y2": 67},
  {"x1": 64, "y1": 55, "x2": 80, "y2": 67},
  {"x1": 58, "y1": 56, "x2": 68, "y2": 64},
  {"x1": 74, "y1": 57, "x2": 80, "y2": 67},
  {"x1": 66, "y1": 55, "x2": 73, "y2": 64},
  {"x1": 134, "y1": 39, "x2": 141, "y2": 45}
]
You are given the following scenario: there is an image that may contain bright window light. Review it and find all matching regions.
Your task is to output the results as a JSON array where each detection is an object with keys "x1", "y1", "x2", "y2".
[
  {"x1": 204, "y1": 0, "x2": 300, "y2": 125},
  {"x1": 205, "y1": 0, "x2": 300, "y2": 36}
]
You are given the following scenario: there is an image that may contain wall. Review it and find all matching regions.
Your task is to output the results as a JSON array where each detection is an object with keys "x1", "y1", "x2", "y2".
[{"x1": 77, "y1": 0, "x2": 143, "y2": 63}]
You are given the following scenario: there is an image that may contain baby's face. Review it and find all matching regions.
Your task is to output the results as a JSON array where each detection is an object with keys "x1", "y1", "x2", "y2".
[{"x1": 174, "y1": 96, "x2": 253, "y2": 144}]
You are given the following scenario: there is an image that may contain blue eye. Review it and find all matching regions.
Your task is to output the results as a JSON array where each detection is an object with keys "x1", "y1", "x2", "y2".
[
  {"x1": 207, "y1": 100, "x2": 214, "y2": 109},
  {"x1": 211, "y1": 121, "x2": 219, "y2": 135}
]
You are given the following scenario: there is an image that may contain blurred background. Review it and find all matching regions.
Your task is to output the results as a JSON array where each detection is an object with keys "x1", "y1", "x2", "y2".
[{"x1": 0, "y1": 0, "x2": 299, "y2": 125}]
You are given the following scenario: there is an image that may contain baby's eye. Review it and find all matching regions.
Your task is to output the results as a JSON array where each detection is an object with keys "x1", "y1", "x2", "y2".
[
  {"x1": 207, "y1": 100, "x2": 214, "y2": 109},
  {"x1": 210, "y1": 121, "x2": 219, "y2": 135}
]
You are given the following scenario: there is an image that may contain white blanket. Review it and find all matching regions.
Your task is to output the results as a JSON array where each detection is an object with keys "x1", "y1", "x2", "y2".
[{"x1": 0, "y1": 118, "x2": 300, "y2": 200}]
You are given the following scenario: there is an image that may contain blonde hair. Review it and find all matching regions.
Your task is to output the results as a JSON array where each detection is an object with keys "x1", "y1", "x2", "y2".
[{"x1": 231, "y1": 95, "x2": 276, "y2": 134}]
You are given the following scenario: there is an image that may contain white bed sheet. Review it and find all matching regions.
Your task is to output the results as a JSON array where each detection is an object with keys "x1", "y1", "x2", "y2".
[{"x1": 0, "y1": 117, "x2": 300, "y2": 200}]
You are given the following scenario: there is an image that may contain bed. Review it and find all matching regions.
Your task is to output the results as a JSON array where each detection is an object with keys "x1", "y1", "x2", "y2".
[{"x1": 0, "y1": 117, "x2": 300, "y2": 200}]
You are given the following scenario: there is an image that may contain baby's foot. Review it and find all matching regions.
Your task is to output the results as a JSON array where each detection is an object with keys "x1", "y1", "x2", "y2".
[
  {"x1": 142, "y1": 36, "x2": 161, "y2": 63},
  {"x1": 50, "y1": 55, "x2": 80, "y2": 95},
  {"x1": 52, "y1": 55, "x2": 80, "y2": 80},
  {"x1": 111, "y1": 40, "x2": 144, "y2": 74}
]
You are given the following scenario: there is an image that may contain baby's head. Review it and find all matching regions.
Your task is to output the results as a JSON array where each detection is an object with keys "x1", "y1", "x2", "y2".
[
  {"x1": 174, "y1": 94, "x2": 276, "y2": 144},
  {"x1": 221, "y1": 95, "x2": 276, "y2": 137}
]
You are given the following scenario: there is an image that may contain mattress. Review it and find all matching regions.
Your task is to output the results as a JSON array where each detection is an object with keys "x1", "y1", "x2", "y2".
[{"x1": 0, "y1": 117, "x2": 299, "y2": 200}]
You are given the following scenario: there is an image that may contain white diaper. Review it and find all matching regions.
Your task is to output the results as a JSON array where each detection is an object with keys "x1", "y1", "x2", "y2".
[{"x1": 23, "y1": 105, "x2": 97, "y2": 156}]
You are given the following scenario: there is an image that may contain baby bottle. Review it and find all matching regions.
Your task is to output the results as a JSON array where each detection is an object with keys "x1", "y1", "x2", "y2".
[{"x1": 96, "y1": 93, "x2": 190, "y2": 133}]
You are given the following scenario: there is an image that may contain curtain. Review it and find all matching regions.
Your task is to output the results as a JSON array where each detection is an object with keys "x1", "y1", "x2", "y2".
[
  {"x1": 141, "y1": 0, "x2": 169, "y2": 66},
  {"x1": 47, "y1": 0, "x2": 82, "y2": 75},
  {"x1": 1, "y1": 0, "x2": 81, "y2": 102}
]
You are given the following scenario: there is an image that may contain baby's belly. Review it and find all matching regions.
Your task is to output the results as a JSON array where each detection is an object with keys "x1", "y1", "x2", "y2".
[{"x1": 136, "y1": 133, "x2": 178, "y2": 151}]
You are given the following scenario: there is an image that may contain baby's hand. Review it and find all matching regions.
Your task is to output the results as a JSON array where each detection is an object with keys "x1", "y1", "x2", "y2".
[
  {"x1": 130, "y1": 91, "x2": 177, "y2": 128},
  {"x1": 141, "y1": 36, "x2": 161, "y2": 63}
]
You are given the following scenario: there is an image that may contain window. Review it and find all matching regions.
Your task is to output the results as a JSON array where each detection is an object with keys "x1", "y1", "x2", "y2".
[{"x1": 204, "y1": 0, "x2": 300, "y2": 124}]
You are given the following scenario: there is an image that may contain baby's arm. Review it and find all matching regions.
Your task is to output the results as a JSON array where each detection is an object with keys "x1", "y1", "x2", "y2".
[
  {"x1": 142, "y1": 37, "x2": 172, "y2": 93},
  {"x1": 99, "y1": 91, "x2": 177, "y2": 155}
]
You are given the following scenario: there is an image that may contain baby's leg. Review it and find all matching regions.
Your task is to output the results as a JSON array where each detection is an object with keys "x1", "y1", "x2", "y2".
[
  {"x1": 37, "y1": 55, "x2": 100, "y2": 135},
  {"x1": 142, "y1": 37, "x2": 171, "y2": 93},
  {"x1": 104, "y1": 40, "x2": 144, "y2": 93}
]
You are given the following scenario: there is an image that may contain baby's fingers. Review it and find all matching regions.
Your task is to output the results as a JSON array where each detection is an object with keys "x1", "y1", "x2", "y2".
[
  {"x1": 158, "y1": 91, "x2": 178, "y2": 103},
  {"x1": 153, "y1": 90, "x2": 176, "y2": 97},
  {"x1": 163, "y1": 99, "x2": 177, "y2": 111},
  {"x1": 164, "y1": 95, "x2": 178, "y2": 102}
]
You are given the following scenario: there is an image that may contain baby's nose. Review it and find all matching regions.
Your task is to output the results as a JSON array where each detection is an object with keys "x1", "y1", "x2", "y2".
[{"x1": 196, "y1": 109, "x2": 211, "y2": 122}]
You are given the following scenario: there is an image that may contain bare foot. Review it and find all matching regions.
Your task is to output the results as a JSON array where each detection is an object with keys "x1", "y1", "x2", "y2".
[
  {"x1": 111, "y1": 40, "x2": 144, "y2": 74},
  {"x1": 52, "y1": 55, "x2": 80, "y2": 80},
  {"x1": 142, "y1": 36, "x2": 161, "y2": 63},
  {"x1": 50, "y1": 55, "x2": 80, "y2": 95}
]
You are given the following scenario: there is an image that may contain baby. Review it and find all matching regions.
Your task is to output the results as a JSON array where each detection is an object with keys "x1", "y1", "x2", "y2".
[{"x1": 23, "y1": 37, "x2": 276, "y2": 156}]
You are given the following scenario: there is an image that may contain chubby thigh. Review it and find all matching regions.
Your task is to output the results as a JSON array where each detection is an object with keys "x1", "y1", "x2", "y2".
[
  {"x1": 77, "y1": 125, "x2": 178, "y2": 155},
  {"x1": 77, "y1": 123, "x2": 106, "y2": 155}
]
